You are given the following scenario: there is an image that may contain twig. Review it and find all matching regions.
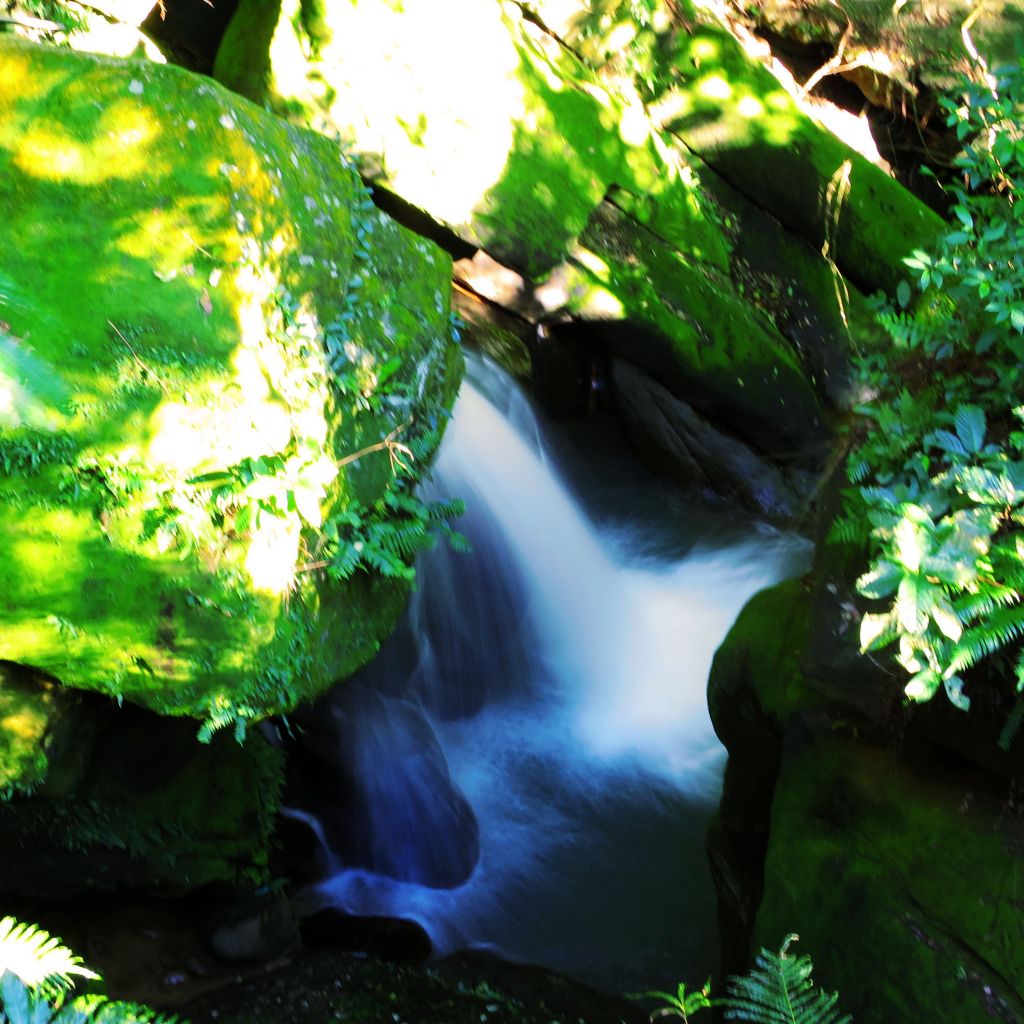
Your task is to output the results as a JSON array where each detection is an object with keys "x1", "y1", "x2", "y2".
[
  {"x1": 108, "y1": 319, "x2": 168, "y2": 393},
  {"x1": 336, "y1": 418, "x2": 415, "y2": 473},
  {"x1": 799, "y1": 4, "x2": 855, "y2": 98}
]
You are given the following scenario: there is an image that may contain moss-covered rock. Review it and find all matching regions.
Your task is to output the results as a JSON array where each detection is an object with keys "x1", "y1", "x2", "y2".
[
  {"x1": 647, "y1": 20, "x2": 945, "y2": 297},
  {"x1": 0, "y1": 704, "x2": 283, "y2": 896},
  {"x1": 755, "y1": 734, "x2": 1024, "y2": 1024},
  {"x1": 710, "y1": 573, "x2": 1024, "y2": 1021},
  {"x1": 706, "y1": 578, "x2": 818, "y2": 972},
  {"x1": 552, "y1": 201, "x2": 825, "y2": 454},
  {"x1": 0, "y1": 39, "x2": 461, "y2": 736},
  {"x1": 214, "y1": 0, "x2": 652, "y2": 279},
  {"x1": 0, "y1": 662, "x2": 107, "y2": 797}
]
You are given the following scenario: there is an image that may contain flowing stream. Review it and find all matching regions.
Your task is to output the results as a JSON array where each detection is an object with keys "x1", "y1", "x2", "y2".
[{"x1": 291, "y1": 353, "x2": 809, "y2": 992}]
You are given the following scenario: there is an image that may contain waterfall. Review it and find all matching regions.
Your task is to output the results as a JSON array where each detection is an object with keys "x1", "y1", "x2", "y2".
[{"x1": 290, "y1": 353, "x2": 810, "y2": 991}]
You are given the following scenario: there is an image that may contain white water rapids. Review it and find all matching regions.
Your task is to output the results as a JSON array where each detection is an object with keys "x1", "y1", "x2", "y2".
[{"x1": 292, "y1": 353, "x2": 810, "y2": 990}]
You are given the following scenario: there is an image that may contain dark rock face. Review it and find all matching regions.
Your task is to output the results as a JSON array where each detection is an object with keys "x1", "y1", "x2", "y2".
[
  {"x1": 289, "y1": 684, "x2": 480, "y2": 889},
  {"x1": 0, "y1": 704, "x2": 283, "y2": 898},
  {"x1": 610, "y1": 359, "x2": 805, "y2": 521},
  {"x1": 708, "y1": 575, "x2": 1024, "y2": 1023}
]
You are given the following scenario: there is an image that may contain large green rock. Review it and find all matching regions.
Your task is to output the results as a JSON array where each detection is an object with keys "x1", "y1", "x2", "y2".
[
  {"x1": 647, "y1": 20, "x2": 945, "y2": 297},
  {"x1": 756, "y1": 735, "x2": 1024, "y2": 1024},
  {"x1": 553, "y1": 201, "x2": 826, "y2": 453},
  {"x1": 0, "y1": 39, "x2": 461, "y2": 738},
  {"x1": 709, "y1": 575, "x2": 1024, "y2": 1022}
]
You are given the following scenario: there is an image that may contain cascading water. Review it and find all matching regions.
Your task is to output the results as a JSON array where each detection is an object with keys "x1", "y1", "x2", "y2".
[{"x1": 290, "y1": 352, "x2": 810, "y2": 991}]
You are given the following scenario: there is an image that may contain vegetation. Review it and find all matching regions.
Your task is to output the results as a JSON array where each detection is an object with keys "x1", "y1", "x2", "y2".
[
  {"x1": 833, "y1": 53, "x2": 1024, "y2": 737},
  {"x1": 0, "y1": 917, "x2": 174, "y2": 1024},
  {"x1": 647, "y1": 936, "x2": 849, "y2": 1023}
]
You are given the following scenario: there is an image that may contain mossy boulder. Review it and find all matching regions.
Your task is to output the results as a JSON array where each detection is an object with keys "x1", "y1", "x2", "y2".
[
  {"x1": 756, "y1": 734, "x2": 1024, "y2": 1024},
  {"x1": 647, "y1": 20, "x2": 945, "y2": 297},
  {"x1": 709, "y1": 574, "x2": 1024, "y2": 1021},
  {"x1": 0, "y1": 39, "x2": 461, "y2": 737},
  {"x1": 214, "y1": 0, "x2": 648, "y2": 279},
  {"x1": 551, "y1": 200, "x2": 825, "y2": 454},
  {"x1": 0, "y1": 661, "x2": 108, "y2": 797}
]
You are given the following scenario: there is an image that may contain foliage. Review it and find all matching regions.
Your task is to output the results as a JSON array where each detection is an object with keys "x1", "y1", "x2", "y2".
[
  {"x1": 643, "y1": 937, "x2": 847, "y2": 1024},
  {"x1": 722, "y1": 935, "x2": 850, "y2": 1024},
  {"x1": 833, "y1": 54, "x2": 1024, "y2": 732},
  {"x1": 642, "y1": 979, "x2": 713, "y2": 1021},
  {"x1": 0, "y1": 917, "x2": 178, "y2": 1024},
  {"x1": 0, "y1": 330, "x2": 68, "y2": 432},
  {"x1": 0, "y1": 920, "x2": 96, "y2": 1002}
]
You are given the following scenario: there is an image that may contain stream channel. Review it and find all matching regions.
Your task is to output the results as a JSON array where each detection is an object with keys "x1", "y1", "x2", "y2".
[{"x1": 287, "y1": 352, "x2": 809, "y2": 994}]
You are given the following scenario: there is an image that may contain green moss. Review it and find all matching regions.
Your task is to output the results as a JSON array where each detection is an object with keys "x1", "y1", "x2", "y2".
[
  {"x1": 709, "y1": 577, "x2": 816, "y2": 729},
  {"x1": 0, "y1": 40, "x2": 459, "y2": 727},
  {"x1": 564, "y1": 202, "x2": 824, "y2": 453},
  {"x1": 652, "y1": 23, "x2": 944, "y2": 297},
  {"x1": 755, "y1": 736, "x2": 1024, "y2": 1024},
  {"x1": 0, "y1": 664, "x2": 59, "y2": 794}
]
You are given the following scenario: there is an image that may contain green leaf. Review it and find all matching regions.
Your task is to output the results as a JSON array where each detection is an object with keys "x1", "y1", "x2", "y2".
[
  {"x1": 0, "y1": 919, "x2": 97, "y2": 996},
  {"x1": 905, "y1": 669, "x2": 942, "y2": 702},
  {"x1": 924, "y1": 429, "x2": 966, "y2": 457},
  {"x1": 860, "y1": 611, "x2": 894, "y2": 651},
  {"x1": 931, "y1": 602, "x2": 964, "y2": 641},
  {"x1": 856, "y1": 560, "x2": 902, "y2": 599},
  {"x1": 954, "y1": 405, "x2": 986, "y2": 454},
  {"x1": 897, "y1": 575, "x2": 926, "y2": 633},
  {"x1": 0, "y1": 334, "x2": 70, "y2": 431},
  {"x1": 943, "y1": 674, "x2": 971, "y2": 711},
  {"x1": 894, "y1": 516, "x2": 927, "y2": 572},
  {"x1": 293, "y1": 484, "x2": 322, "y2": 528},
  {"x1": 896, "y1": 280, "x2": 912, "y2": 308}
]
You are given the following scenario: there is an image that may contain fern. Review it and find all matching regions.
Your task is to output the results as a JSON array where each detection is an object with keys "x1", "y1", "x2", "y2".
[
  {"x1": 1, "y1": 975, "x2": 180, "y2": 1024},
  {"x1": 948, "y1": 603, "x2": 1024, "y2": 674},
  {"x1": 0, "y1": 921, "x2": 180, "y2": 1024},
  {"x1": 0, "y1": 918, "x2": 96, "y2": 1000},
  {"x1": 722, "y1": 935, "x2": 851, "y2": 1024}
]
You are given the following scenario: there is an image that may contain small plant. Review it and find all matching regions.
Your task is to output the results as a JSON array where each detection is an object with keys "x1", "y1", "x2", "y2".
[
  {"x1": 723, "y1": 935, "x2": 850, "y2": 1024},
  {"x1": 643, "y1": 979, "x2": 713, "y2": 1021},
  {"x1": 642, "y1": 937, "x2": 848, "y2": 1024}
]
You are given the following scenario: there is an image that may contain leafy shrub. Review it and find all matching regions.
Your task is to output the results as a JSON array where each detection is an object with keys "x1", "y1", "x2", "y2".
[{"x1": 833, "y1": 54, "x2": 1024, "y2": 737}]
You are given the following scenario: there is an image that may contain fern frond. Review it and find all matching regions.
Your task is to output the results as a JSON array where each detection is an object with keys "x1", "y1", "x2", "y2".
[
  {"x1": 998, "y1": 695, "x2": 1024, "y2": 752},
  {"x1": 723, "y1": 935, "x2": 851, "y2": 1024},
  {"x1": 426, "y1": 497, "x2": 466, "y2": 522},
  {"x1": 0, "y1": 918, "x2": 97, "y2": 999},
  {"x1": 948, "y1": 603, "x2": 1024, "y2": 674},
  {"x1": 827, "y1": 515, "x2": 866, "y2": 547},
  {"x1": 954, "y1": 586, "x2": 1020, "y2": 622},
  {"x1": 377, "y1": 522, "x2": 433, "y2": 559}
]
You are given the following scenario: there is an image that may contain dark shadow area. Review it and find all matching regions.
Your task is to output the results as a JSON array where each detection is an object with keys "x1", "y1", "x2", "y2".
[{"x1": 142, "y1": 0, "x2": 241, "y2": 72}]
